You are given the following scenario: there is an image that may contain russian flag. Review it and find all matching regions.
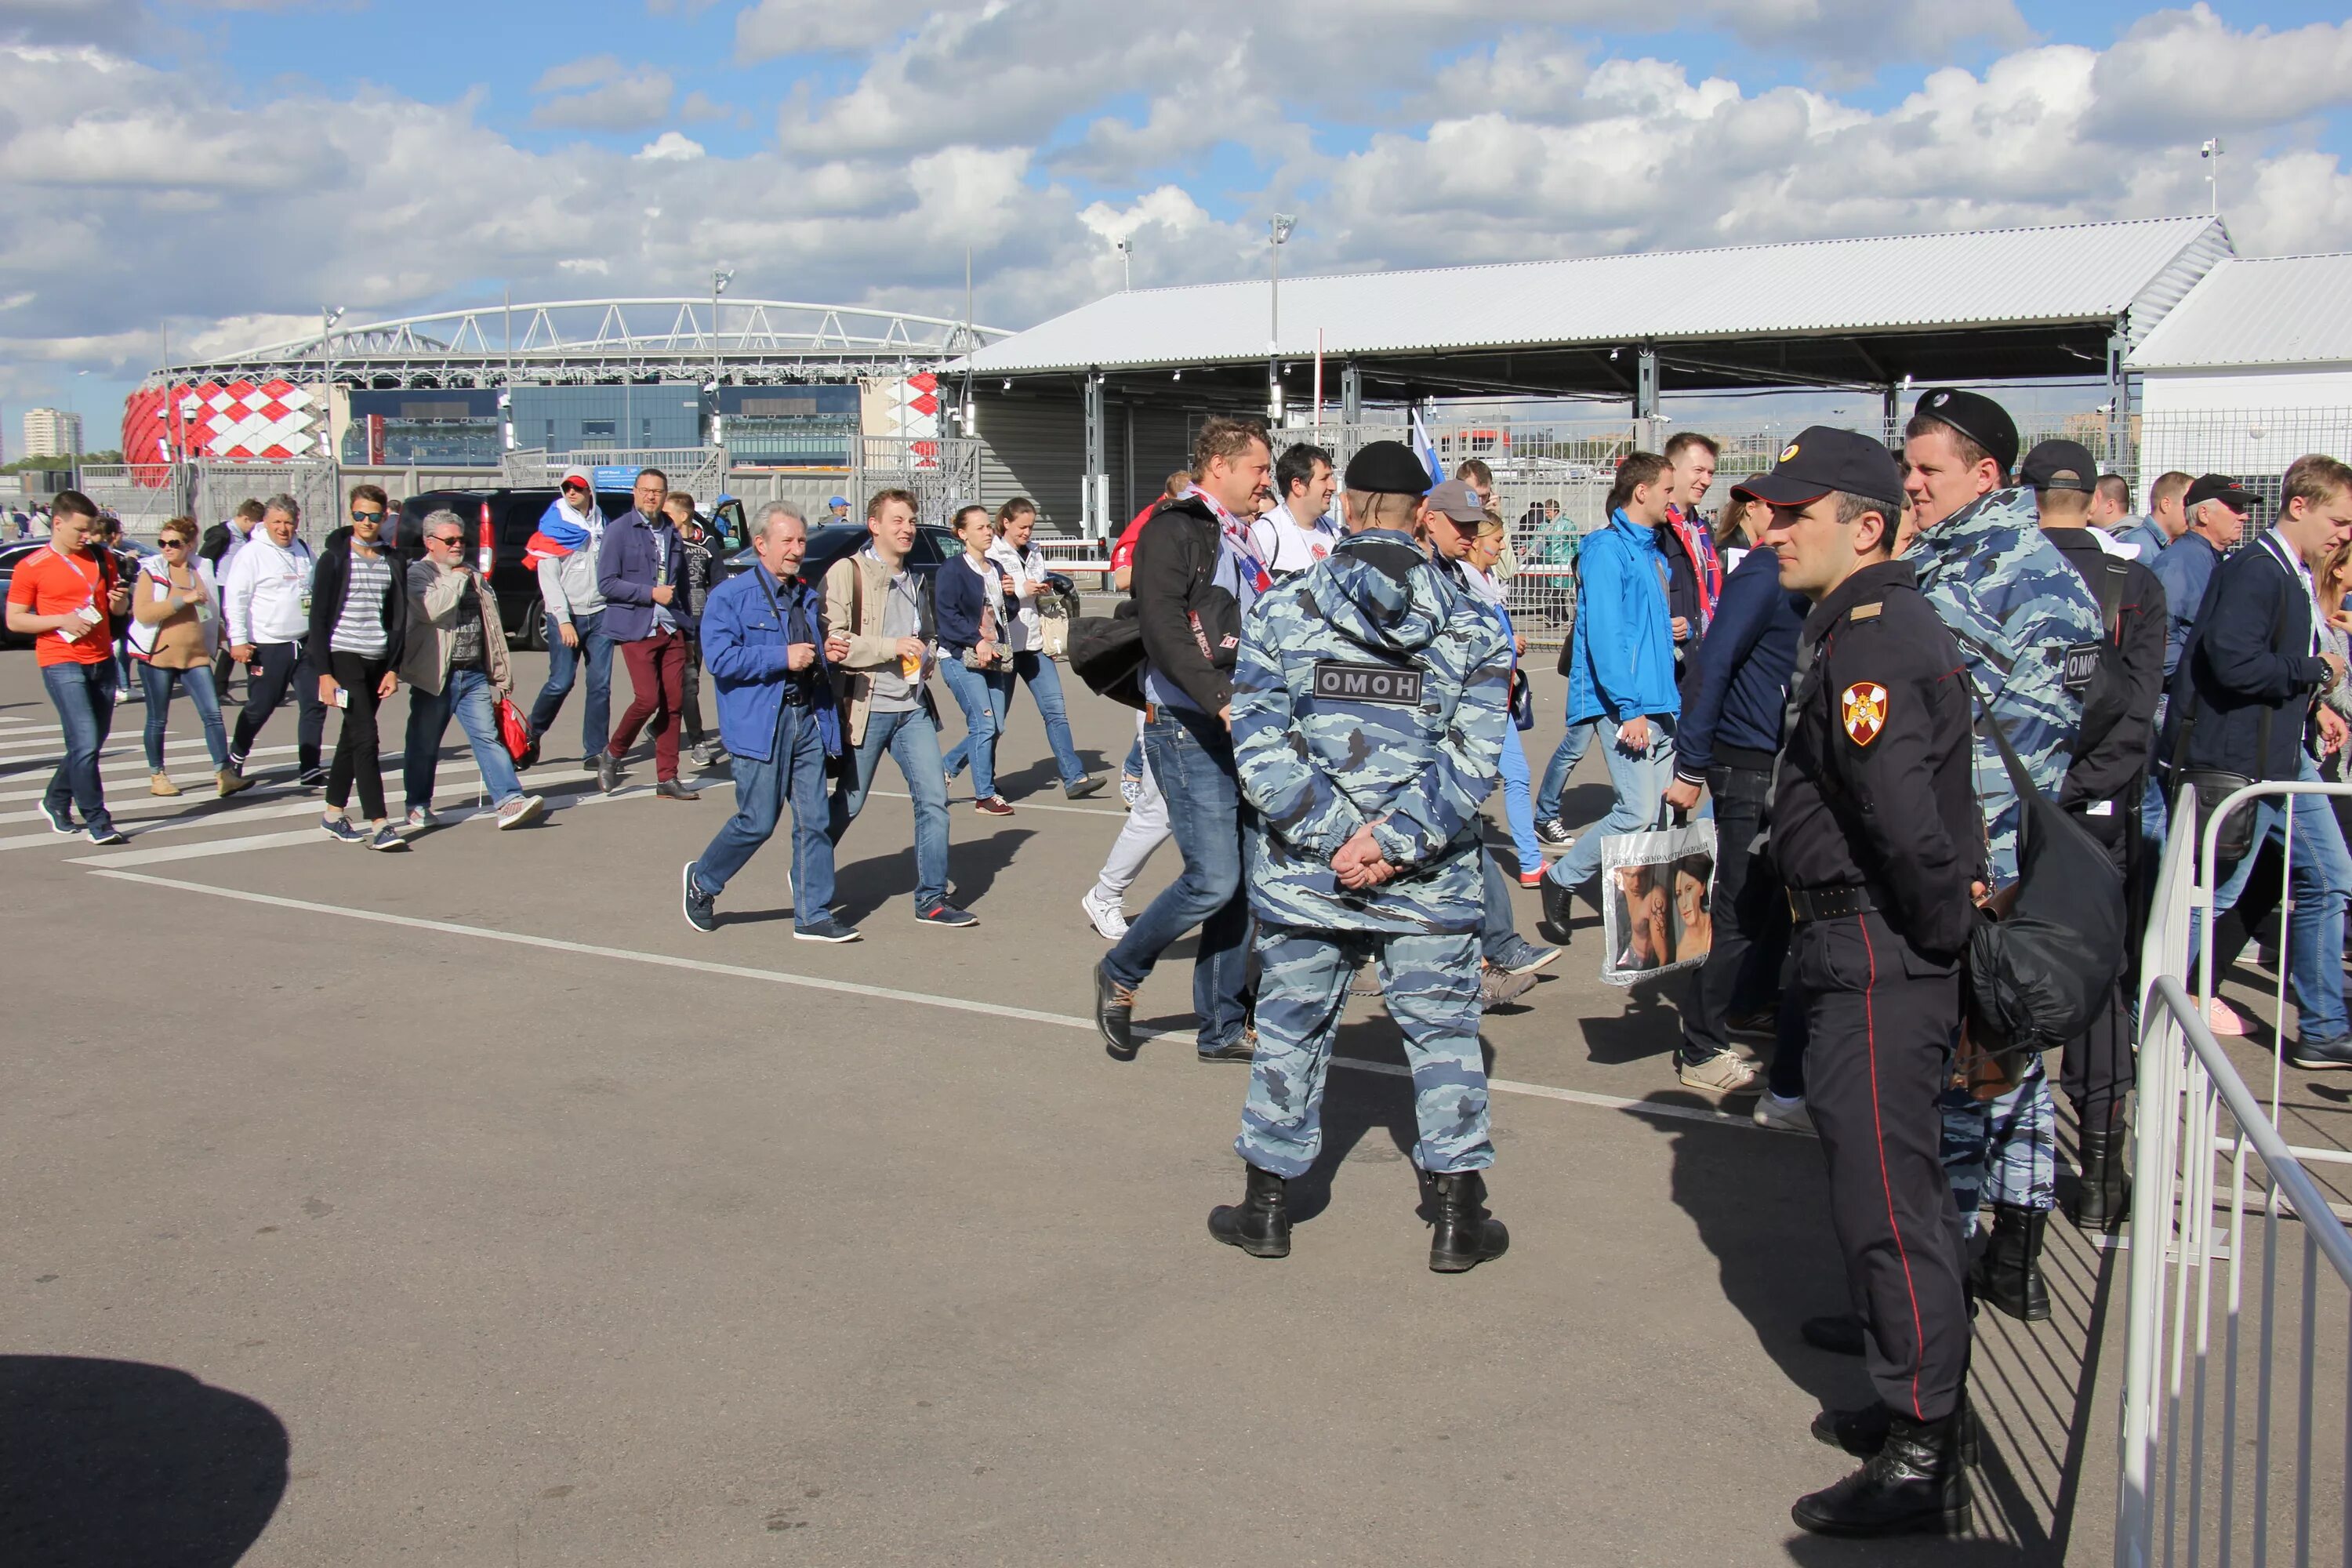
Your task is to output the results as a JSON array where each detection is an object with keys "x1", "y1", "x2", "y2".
[{"x1": 1410, "y1": 406, "x2": 1444, "y2": 485}]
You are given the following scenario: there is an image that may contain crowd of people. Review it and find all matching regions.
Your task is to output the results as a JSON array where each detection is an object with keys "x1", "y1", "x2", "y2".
[{"x1": 13, "y1": 394, "x2": 2352, "y2": 1539}]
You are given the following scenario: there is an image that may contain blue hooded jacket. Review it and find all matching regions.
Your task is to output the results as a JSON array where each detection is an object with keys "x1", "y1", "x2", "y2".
[{"x1": 1563, "y1": 510, "x2": 1679, "y2": 726}]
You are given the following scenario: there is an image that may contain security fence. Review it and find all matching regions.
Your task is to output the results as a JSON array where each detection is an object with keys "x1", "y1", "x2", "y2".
[
  {"x1": 851, "y1": 434, "x2": 982, "y2": 530},
  {"x1": 2119, "y1": 779, "x2": 2352, "y2": 1568},
  {"x1": 72, "y1": 464, "x2": 189, "y2": 540},
  {"x1": 191, "y1": 459, "x2": 342, "y2": 544}
]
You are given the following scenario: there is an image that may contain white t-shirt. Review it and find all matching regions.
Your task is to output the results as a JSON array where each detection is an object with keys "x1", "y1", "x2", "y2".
[{"x1": 1247, "y1": 502, "x2": 1338, "y2": 576}]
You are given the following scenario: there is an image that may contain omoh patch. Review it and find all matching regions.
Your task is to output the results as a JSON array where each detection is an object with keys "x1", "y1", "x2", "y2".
[{"x1": 1840, "y1": 681, "x2": 1889, "y2": 746}]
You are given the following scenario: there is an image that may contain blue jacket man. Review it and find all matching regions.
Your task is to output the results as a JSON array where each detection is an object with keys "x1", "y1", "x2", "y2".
[
  {"x1": 1210, "y1": 443, "x2": 1515, "y2": 1274},
  {"x1": 682, "y1": 504, "x2": 860, "y2": 943},
  {"x1": 1541, "y1": 458, "x2": 1682, "y2": 927}
]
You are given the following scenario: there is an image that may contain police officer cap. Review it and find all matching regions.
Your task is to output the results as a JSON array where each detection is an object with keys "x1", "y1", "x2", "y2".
[
  {"x1": 2184, "y1": 473, "x2": 2261, "y2": 512},
  {"x1": 1344, "y1": 440, "x2": 1433, "y2": 496},
  {"x1": 1737, "y1": 426, "x2": 1904, "y2": 512},
  {"x1": 2019, "y1": 439, "x2": 2099, "y2": 494},
  {"x1": 1912, "y1": 387, "x2": 2020, "y2": 477}
]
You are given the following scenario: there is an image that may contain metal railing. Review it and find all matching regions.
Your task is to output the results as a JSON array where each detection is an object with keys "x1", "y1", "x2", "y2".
[{"x1": 2118, "y1": 779, "x2": 2352, "y2": 1566}]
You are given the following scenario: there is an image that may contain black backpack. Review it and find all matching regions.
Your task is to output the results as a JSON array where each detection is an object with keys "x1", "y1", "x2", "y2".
[
  {"x1": 1965, "y1": 679, "x2": 2127, "y2": 1059},
  {"x1": 1070, "y1": 600, "x2": 1147, "y2": 710},
  {"x1": 2058, "y1": 555, "x2": 2136, "y2": 793}
]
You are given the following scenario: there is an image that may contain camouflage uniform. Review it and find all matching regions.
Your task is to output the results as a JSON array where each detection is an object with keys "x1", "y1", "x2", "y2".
[
  {"x1": 1907, "y1": 487, "x2": 2103, "y2": 1216},
  {"x1": 1230, "y1": 528, "x2": 1512, "y2": 1179}
]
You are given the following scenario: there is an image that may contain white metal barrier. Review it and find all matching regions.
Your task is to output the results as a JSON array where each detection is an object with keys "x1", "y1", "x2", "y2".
[{"x1": 2118, "y1": 779, "x2": 2352, "y2": 1567}]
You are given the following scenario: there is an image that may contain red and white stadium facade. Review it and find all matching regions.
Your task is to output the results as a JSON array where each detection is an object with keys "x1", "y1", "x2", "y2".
[{"x1": 122, "y1": 379, "x2": 325, "y2": 473}]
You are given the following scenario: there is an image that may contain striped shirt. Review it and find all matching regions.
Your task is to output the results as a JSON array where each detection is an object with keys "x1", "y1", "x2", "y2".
[{"x1": 332, "y1": 548, "x2": 394, "y2": 656}]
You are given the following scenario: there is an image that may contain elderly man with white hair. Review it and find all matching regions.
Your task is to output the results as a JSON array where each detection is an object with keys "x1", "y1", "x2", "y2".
[{"x1": 681, "y1": 501, "x2": 858, "y2": 942}]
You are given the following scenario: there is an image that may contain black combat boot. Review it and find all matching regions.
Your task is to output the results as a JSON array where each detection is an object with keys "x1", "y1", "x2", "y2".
[
  {"x1": 1792, "y1": 1407, "x2": 1973, "y2": 1537},
  {"x1": 1207, "y1": 1163, "x2": 1290, "y2": 1258},
  {"x1": 1538, "y1": 873, "x2": 1577, "y2": 944},
  {"x1": 1971, "y1": 1203, "x2": 2052, "y2": 1322},
  {"x1": 2067, "y1": 1117, "x2": 2132, "y2": 1234},
  {"x1": 1427, "y1": 1171, "x2": 1509, "y2": 1273},
  {"x1": 1811, "y1": 1395, "x2": 1980, "y2": 1466}
]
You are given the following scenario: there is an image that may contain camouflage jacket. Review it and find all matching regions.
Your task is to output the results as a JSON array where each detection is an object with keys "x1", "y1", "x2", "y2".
[
  {"x1": 1905, "y1": 488, "x2": 2101, "y2": 884},
  {"x1": 1232, "y1": 529, "x2": 1512, "y2": 935}
]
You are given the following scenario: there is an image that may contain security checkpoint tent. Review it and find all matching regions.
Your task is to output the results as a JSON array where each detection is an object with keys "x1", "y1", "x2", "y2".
[{"x1": 960, "y1": 216, "x2": 2233, "y2": 532}]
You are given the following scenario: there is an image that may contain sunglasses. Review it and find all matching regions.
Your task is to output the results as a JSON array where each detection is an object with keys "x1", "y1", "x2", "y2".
[
  {"x1": 161, "y1": 537, "x2": 192, "y2": 548},
  {"x1": 427, "y1": 533, "x2": 463, "y2": 546},
  {"x1": 351, "y1": 510, "x2": 387, "y2": 524}
]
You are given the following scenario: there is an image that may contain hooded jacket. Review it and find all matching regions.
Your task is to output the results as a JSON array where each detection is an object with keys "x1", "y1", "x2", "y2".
[{"x1": 1232, "y1": 528, "x2": 1511, "y2": 935}]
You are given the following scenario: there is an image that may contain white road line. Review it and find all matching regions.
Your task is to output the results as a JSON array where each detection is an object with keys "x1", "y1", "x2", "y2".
[
  {"x1": 84, "y1": 870, "x2": 1775, "y2": 1135},
  {"x1": 87, "y1": 829, "x2": 341, "y2": 865}
]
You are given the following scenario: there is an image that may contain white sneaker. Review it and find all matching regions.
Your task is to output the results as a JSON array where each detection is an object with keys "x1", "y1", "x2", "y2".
[
  {"x1": 1080, "y1": 887, "x2": 1128, "y2": 941},
  {"x1": 405, "y1": 804, "x2": 437, "y2": 830},
  {"x1": 1753, "y1": 1091, "x2": 1817, "y2": 1136}
]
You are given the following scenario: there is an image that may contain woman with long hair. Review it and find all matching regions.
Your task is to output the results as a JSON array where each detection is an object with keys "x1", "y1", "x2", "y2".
[
  {"x1": 974, "y1": 497, "x2": 1101, "y2": 798},
  {"x1": 934, "y1": 503, "x2": 1017, "y2": 816}
]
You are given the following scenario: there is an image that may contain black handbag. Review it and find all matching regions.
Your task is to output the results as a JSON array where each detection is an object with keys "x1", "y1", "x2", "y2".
[
  {"x1": 1962, "y1": 678, "x2": 2126, "y2": 1059},
  {"x1": 1069, "y1": 601, "x2": 1147, "y2": 711}
]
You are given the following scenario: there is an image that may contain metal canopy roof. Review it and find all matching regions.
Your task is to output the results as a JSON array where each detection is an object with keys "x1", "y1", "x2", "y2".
[
  {"x1": 2129, "y1": 254, "x2": 2352, "y2": 371},
  {"x1": 969, "y1": 216, "x2": 2231, "y2": 402}
]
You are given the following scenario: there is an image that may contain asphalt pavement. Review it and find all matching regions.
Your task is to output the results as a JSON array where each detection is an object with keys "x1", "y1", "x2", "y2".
[{"x1": 1, "y1": 643, "x2": 2122, "y2": 1565}]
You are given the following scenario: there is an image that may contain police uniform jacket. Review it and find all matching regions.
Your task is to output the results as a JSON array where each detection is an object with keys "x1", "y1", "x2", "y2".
[
  {"x1": 1773, "y1": 558, "x2": 1982, "y2": 960},
  {"x1": 1232, "y1": 528, "x2": 1511, "y2": 935},
  {"x1": 2045, "y1": 531, "x2": 2166, "y2": 809}
]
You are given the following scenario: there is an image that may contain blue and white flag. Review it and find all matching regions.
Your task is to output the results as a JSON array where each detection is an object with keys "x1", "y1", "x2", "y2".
[{"x1": 1410, "y1": 406, "x2": 1444, "y2": 485}]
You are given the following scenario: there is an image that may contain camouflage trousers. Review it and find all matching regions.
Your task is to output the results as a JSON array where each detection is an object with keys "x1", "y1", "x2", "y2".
[
  {"x1": 1236, "y1": 926, "x2": 1494, "y2": 1181},
  {"x1": 1940, "y1": 1054, "x2": 2056, "y2": 1220}
]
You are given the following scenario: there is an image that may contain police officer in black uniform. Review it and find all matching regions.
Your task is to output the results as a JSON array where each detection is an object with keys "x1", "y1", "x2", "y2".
[
  {"x1": 1749, "y1": 427, "x2": 1983, "y2": 1537},
  {"x1": 2023, "y1": 438, "x2": 2168, "y2": 1232}
]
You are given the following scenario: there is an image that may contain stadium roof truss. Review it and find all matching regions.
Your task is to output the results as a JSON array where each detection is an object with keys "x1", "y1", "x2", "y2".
[{"x1": 148, "y1": 298, "x2": 1014, "y2": 390}]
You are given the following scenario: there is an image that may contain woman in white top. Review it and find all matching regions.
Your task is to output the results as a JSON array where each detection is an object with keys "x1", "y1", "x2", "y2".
[
  {"x1": 979, "y1": 497, "x2": 1101, "y2": 798},
  {"x1": 1462, "y1": 511, "x2": 1544, "y2": 884}
]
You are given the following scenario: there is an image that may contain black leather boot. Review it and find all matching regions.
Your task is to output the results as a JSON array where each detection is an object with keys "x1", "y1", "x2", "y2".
[
  {"x1": 1971, "y1": 1203, "x2": 2052, "y2": 1322},
  {"x1": 2067, "y1": 1119, "x2": 2132, "y2": 1234},
  {"x1": 1811, "y1": 1396, "x2": 1980, "y2": 1466},
  {"x1": 1207, "y1": 1164, "x2": 1290, "y2": 1258},
  {"x1": 1792, "y1": 1408, "x2": 1972, "y2": 1537},
  {"x1": 1428, "y1": 1171, "x2": 1509, "y2": 1273},
  {"x1": 1538, "y1": 873, "x2": 1577, "y2": 944}
]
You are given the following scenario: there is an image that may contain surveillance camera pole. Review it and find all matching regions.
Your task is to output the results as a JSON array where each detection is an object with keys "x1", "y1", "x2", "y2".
[{"x1": 1269, "y1": 214, "x2": 1295, "y2": 423}]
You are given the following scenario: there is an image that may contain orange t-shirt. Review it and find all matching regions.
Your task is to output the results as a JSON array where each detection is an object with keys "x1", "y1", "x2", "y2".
[{"x1": 6, "y1": 546, "x2": 113, "y2": 666}]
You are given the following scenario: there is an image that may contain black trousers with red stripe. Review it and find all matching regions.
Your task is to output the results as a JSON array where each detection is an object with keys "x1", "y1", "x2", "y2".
[{"x1": 1792, "y1": 909, "x2": 1970, "y2": 1423}]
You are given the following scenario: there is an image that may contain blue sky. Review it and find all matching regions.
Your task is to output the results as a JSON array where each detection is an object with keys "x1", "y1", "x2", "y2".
[{"x1": 5, "y1": 0, "x2": 2350, "y2": 444}]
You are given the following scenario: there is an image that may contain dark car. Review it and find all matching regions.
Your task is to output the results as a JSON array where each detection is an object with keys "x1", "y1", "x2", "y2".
[
  {"x1": 720, "y1": 521, "x2": 961, "y2": 590},
  {"x1": 0, "y1": 539, "x2": 43, "y2": 646}
]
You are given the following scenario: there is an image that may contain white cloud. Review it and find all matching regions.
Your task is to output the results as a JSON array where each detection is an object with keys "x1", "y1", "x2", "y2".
[
  {"x1": 634, "y1": 130, "x2": 705, "y2": 162},
  {"x1": 531, "y1": 58, "x2": 673, "y2": 132},
  {"x1": 733, "y1": 0, "x2": 935, "y2": 60}
]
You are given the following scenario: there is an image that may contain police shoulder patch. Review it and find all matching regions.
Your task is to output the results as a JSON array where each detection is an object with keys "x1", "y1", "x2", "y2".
[
  {"x1": 1312, "y1": 659, "x2": 1424, "y2": 706},
  {"x1": 1840, "y1": 681, "x2": 1889, "y2": 746},
  {"x1": 1847, "y1": 602, "x2": 1882, "y2": 622}
]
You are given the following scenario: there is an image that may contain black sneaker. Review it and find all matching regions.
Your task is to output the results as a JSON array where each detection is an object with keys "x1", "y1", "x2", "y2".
[
  {"x1": 1491, "y1": 936, "x2": 1559, "y2": 975},
  {"x1": 40, "y1": 799, "x2": 75, "y2": 836},
  {"x1": 915, "y1": 902, "x2": 979, "y2": 928},
  {"x1": 793, "y1": 914, "x2": 862, "y2": 944},
  {"x1": 297, "y1": 766, "x2": 330, "y2": 789},
  {"x1": 682, "y1": 862, "x2": 717, "y2": 934},
  {"x1": 83, "y1": 825, "x2": 127, "y2": 847},
  {"x1": 1534, "y1": 818, "x2": 1573, "y2": 853},
  {"x1": 2289, "y1": 1035, "x2": 2352, "y2": 1071},
  {"x1": 1063, "y1": 776, "x2": 1106, "y2": 800}
]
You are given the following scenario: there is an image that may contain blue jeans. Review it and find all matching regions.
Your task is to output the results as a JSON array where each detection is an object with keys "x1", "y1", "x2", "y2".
[
  {"x1": 1011, "y1": 651, "x2": 1088, "y2": 788},
  {"x1": 140, "y1": 662, "x2": 228, "y2": 771},
  {"x1": 1536, "y1": 718, "x2": 1595, "y2": 823},
  {"x1": 528, "y1": 610, "x2": 613, "y2": 764},
  {"x1": 2287, "y1": 754, "x2": 2352, "y2": 1042},
  {"x1": 404, "y1": 669, "x2": 525, "y2": 811},
  {"x1": 938, "y1": 657, "x2": 1013, "y2": 797},
  {"x1": 1497, "y1": 726, "x2": 1540, "y2": 871},
  {"x1": 1104, "y1": 706, "x2": 1252, "y2": 1053},
  {"x1": 695, "y1": 697, "x2": 836, "y2": 925},
  {"x1": 828, "y1": 706, "x2": 952, "y2": 913},
  {"x1": 1549, "y1": 717, "x2": 1676, "y2": 888},
  {"x1": 41, "y1": 659, "x2": 118, "y2": 833}
]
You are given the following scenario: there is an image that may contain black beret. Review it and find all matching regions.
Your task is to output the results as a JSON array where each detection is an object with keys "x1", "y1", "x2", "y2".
[
  {"x1": 1343, "y1": 439, "x2": 1433, "y2": 497},
  {"x1": 1913, "y1": 387, "x2": 2020, "y2": 477}
]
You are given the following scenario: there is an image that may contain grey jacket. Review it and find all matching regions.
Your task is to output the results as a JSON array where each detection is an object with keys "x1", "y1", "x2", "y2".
[{"x1": 537, "y1": 547, "x2": 605, "y2": 626}]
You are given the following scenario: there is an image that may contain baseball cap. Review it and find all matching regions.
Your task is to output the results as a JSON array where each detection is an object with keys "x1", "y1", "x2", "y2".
[
  {"x1": 827, "y1": 495, "x2": 850, "y2": 508},
  {"x1": 1737, "y1": 426, "x2": 1905, "y2": 512},
  {"x1": 1912, "y1": 388, "x2": 2020, "y2": 477},
  {"x1": 561, "y1": 471, "x2": 590, "y2": 492},
  {"x1": 1423, "y1": 478, "x2": 1485, "y2": 524},
  {"x1": 2019, "y1": 439, "x2": 2099, "y2": 494},
  {"x1": 1342, "y1": 440, "x2": 1434, "y2": 496},
  {"x1": 2183, "y1": 473, "x2": 2260, "y2": 513},
  {"x1": 1726, "y1": 474, "x2": 1768, "y2": 503}
]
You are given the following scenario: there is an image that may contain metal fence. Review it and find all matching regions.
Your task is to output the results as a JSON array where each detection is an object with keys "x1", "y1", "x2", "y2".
[
  {"x1": 191, "y1": 459, "x2": 342, "y2": 545},
  {"x1": 851, "y1": 435, "x2": 981, "y2": 530},
  {"x1": 72, "y1": 463, "x2": 188, "y2": 542},
  {"x1": 2118, "y1": 779, "x2": 2352, "y2": 1567}
]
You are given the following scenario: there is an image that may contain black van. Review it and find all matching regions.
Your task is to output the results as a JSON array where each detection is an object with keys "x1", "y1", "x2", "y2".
[{"x1": 395, "y1": 489, "x2": 750, "y2": 650}]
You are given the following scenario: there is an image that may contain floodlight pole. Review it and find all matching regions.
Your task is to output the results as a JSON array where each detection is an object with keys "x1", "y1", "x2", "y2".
[{"x1": 1269, "y1": 214, "x2": 1295, "y2": 424}]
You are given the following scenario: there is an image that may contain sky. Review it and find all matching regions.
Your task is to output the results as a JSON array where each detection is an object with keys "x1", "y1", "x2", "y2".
[{"x1": 2, "y1": 0, "x2": 2348, "y2": 445}]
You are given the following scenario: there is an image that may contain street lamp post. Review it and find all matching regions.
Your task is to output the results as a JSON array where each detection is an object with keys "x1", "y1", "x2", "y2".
[
  {"x1": 320, "y1": 305, "x2": 345, "y2": 461},
  {"x1": 710, "y1": 267, "x2": 733, "y2": 449},
  {"x1": 1268, "y1": 214, "x2": 1295, "y2": 423}
]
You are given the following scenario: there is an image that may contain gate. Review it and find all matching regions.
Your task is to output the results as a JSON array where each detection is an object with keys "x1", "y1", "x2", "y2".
[
  {"x1": 851, "y1": 435, "x2": 981, "y2": 529},
  {"x1": 191, "y1": 459, "x2": 343, "y2": 545},
  {"x1": 508, "y1": 447, "x2": 728, "y2": 503},
  {"x1": 74, "y1": 463, "x2": 191, "y2": 541}
]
